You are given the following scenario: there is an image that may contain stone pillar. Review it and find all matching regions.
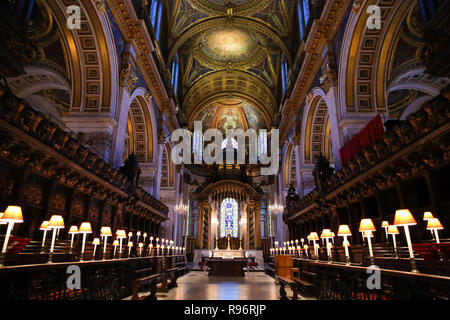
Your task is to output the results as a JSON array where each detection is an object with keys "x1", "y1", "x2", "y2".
[{"x1": 254, "y1": 201, "x2": 262, "y2": 249}]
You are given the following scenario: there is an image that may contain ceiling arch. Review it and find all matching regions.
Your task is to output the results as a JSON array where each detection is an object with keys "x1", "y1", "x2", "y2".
[
  {"x1": 188, "y1": 0, "x2": 274, "y2": 17},
  {"x1": 168, "y1": 15, "x2": 292, "y2": 68}
]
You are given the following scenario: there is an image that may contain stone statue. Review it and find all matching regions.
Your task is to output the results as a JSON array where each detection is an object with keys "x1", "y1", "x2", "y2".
[
  {"x1": 286, "y1": 182, "x2": 299, "y2": 207},
  {"x1": 120, "y1": 153, "x2": 141, "y2": 193},
  {"x1": 312, "y1": 153, "x2": 335, "y2": 195}
]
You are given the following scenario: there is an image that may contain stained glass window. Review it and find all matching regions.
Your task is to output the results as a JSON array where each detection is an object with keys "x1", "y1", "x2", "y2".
[
  {"x1": 298, "y1": 0, "x2": 311, "y2": 40},
  {"x1": 193, "y1": 130, "x2": 202, "y2": 162},
  {"x1": 220, "y1": 198, "x2": 238, "y2": 238},
  {"x1": 257, "y1": 130, "x2": 267, "y2": 159}
]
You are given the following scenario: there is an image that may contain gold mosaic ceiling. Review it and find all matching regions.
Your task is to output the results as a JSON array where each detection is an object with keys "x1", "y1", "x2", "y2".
[{"x1": 167, "y1": 0, "x2": 296, "y2": 130}]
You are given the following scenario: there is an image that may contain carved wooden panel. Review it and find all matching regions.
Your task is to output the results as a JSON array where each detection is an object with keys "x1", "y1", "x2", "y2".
[
  {"x1": 48, "y1": 184, "x2": 69, "y2": 213},
  {"x1": 19, "y1": 174, "x2": 48, "y2": 207},
  {"x1": 88, "y1": 198, "x2": 101, "y2": 223},
  {"x1": 0, "y1": 161, "x2": 18, "y2": 200},
  {"x1": 71, "y1": 192, "x2": 87, "y2": 219},
  {"x1": 102, "y1": 204, "x2": 112, "y2": 226}
]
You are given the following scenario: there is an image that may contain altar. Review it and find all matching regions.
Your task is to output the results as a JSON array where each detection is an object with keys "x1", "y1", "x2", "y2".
[
  {"x1": 212, "y1": 249, "x2": 245, "y2": 259},
  {"x1": 205, "y1": 258, "x2": 248, "y2": 277}
]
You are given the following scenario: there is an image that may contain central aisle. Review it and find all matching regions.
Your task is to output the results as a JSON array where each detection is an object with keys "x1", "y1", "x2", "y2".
[{"x1": 151, "y1": 271, "x2": 310, "y2": 300}]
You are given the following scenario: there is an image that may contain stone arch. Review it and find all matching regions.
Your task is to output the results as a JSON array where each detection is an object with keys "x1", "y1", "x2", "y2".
[
  {"x1": 160, "y1": 144, "x2": 174, "y2": 188},
  {"x1": 339, "y1": 0, "x2": 415, "y2": 115},
  {"x1": 283, "y1": 142, "x2": 298, "y2": 189},
  {"x1": 47, "y1": 0, "x2": 116, "y2": 114},
  {"x1": 302, "y1": 93, "x2": 331, "y2": 165},
  {"x1": 126, "y1": 88, "x2": 157, "y2": 163}
]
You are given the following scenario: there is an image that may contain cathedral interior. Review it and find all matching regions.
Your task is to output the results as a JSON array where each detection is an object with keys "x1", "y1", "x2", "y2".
[{"x1": 0, "y1": 0, "x2": 450, "y2": 302}]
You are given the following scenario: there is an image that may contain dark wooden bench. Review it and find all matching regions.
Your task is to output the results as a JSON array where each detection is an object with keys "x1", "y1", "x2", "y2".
[
  {"x1": 277, "y1": 275, "x2": 300, "y2": 300},
  {"x1": 135, "y1": 267, "x2": 153, "y2": 278},
  {"x1": 158, "y1": 267, "x2": 181, "y2": 292},
  {"x1": 131, "y1": 273, "x2": 160, "y2": 300},
  {"x1": 295, "y1": 269, "x2": 316, "y2": 297}
]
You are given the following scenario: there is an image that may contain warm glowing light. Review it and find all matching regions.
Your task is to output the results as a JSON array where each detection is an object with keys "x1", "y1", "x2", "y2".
[{"x1": 394, "y1": 209, "x2": 417, "y2": 226}]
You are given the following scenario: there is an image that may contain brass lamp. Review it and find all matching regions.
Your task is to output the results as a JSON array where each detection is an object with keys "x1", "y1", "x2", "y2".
[
  {"x1": 47, "y1": 215, "x2": 64, "y2": 263},
  {"x1": 79, "y1": 222, "x2": 92, "y2": 261},
  {"x1": 309, "y1": 232, "x2": 320, "y2": 260},
  {"x1": 112, "y1": 240, "x2": 119, "y2": 259},
  {"x1": 40, "y1": 221, "x2": 50, "y2": 252},
  {"x1": 0, "y1": 206, "x2": 24, "y2": 266},
  {"x1": 427, "y1": 218, "x2": 444, "y2": 244},
  {"x1": 136, "y1": 231, "x2": 141, "y2": 243},
  {"x1": 381, "y1": 221, "x2": 389, "y2": 243},
  {"x1": 100, "y1": 227, "x2": 112, "y2": 260},
  {"x1": 128, "y1": 241, "x2": 133, "y2": 257},
  {"x1": 387, "y1": 225, "x2": 400, "y2": 258},
  {"x1": 359, "y1": 219, "x2": 376, "y2": 265},
  {"x1": 394, "y1": 209, "x2": 419, "y2": 273},
  {"x1": 68, "y1": 225, "x2": 78, "y2": 253},
  {"x1": 92, "y1": 238, "x2": 100, "y2": 260},
  {"x1": 337, "y1": 225, "x2": 352, "y2": 264},
  {"x1": 320, "y1": 229, "x2": 333, "y2": 262},
  {"x1": 116, "y1": 230, "x2": 126, "y2": 258}
]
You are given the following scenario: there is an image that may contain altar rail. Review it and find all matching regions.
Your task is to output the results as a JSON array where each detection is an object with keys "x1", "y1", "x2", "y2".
[{"x1": 293, "y1": 258, "x2": 450, "y2": 300}]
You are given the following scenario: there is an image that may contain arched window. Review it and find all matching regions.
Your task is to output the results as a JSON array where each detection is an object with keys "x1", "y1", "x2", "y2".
[
  {"x1": 171, "y1": 60, "x2": 179, "y2": 93},
  {"x1": 150, "y1": 0, "x2": 163, "y2": 40},
  {"x1": 298, "y1": 0, "x2": 311, "y2": 40},
  {"x1": 221, "y1": 138, "x2": 238, "y2": 150},
  {"x1": 193, "y1": 130, "x2": 203, "y2": 162},
  {"x1": 281, "y1": 57, "x2": 288, "y2": 94},
  {"x1": 257, "y1": 130, "x2": 267, "y2": 159},
  {"x1": 220, "y1": 198, "x2": 238, "y2": 238}
]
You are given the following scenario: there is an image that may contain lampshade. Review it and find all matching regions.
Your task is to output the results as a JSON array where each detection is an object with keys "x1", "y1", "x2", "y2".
[
  {"x1": 138, "y1": 243, "x2": 143, "y2": 248},
  {"x1": 128, "y1": 242, "x2": 133, "y2": 247},
  {"x1": 128, "y1": 232, "x2": 133, "y2": 237},
  {"x1": 337, "y1": 225, "x2": 352, "y2": 236},
  {"x1": 39, "y1": 221, "x2": 50, "y2": 230},
  {"x1": 1, "y1": 206, "x2": 24, "y2": 223},
  {"x1": 100, "y1": 227, "x2": 112, "y2": 236},
  {"x1": 92, "y1": 238, "x2": 100, "y2": 245},
  {"x1": 143, "y1": 233, "x2": 147, "y2": 237},
  {"x1": 381, "y1": 221, "x2": 389, "y2": 228},
  {"x1": 137, "y1": 231, "x2": 141, "y2": 236},
  {"x1": 116, "y1": 229, "x2": 126, "y2": 238},
  {"x1": 394, "y1": 209, "x2": 417, "y2": 226},
  {"x1": 343, "y1": 239, "x2": 350, "y2": 247},
  {"x1": 423, "y1": 211, "x2": 434, "y2": 221},
  {"x1": 113, "y1": 240, "x2": 119, "y2": 246},
  {"x1": 68, "y1": 225, "x2": 78, "y2": 233},
  {"x1": 0, "y1": 212, "x2": 5, "y2": 224},
  {"x1": 309, "y1": 232, "x2": 319, "y2": 241},
  {"x1": 426, "y1": 218, "x2": 444, "y2": 230},
  {"x1": 320, "y1": 229, "x2": 333, "y2": 238},
  {"x1": 48, "y1": 215, "x2": 64, "y2": 229},
  {"x1": 79, "y1": 222, "x2": 92, "y2": 233},
  {"x1": 359, "y1": 219, "x2": 376, "y2": 232},
  {"x1": 387, "y1": 226, "x2": 399, "y2": 235}
]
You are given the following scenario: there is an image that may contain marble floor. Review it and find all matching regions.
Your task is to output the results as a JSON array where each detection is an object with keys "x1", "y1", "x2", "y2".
[{"x1": 125, "y1": 271, "x2": 313, "y2": 300}]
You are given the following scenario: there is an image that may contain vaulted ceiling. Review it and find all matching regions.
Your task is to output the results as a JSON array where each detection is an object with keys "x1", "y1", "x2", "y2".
[{"x1": 166, "y1": 0, "x2": 297, "y2": 131}]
